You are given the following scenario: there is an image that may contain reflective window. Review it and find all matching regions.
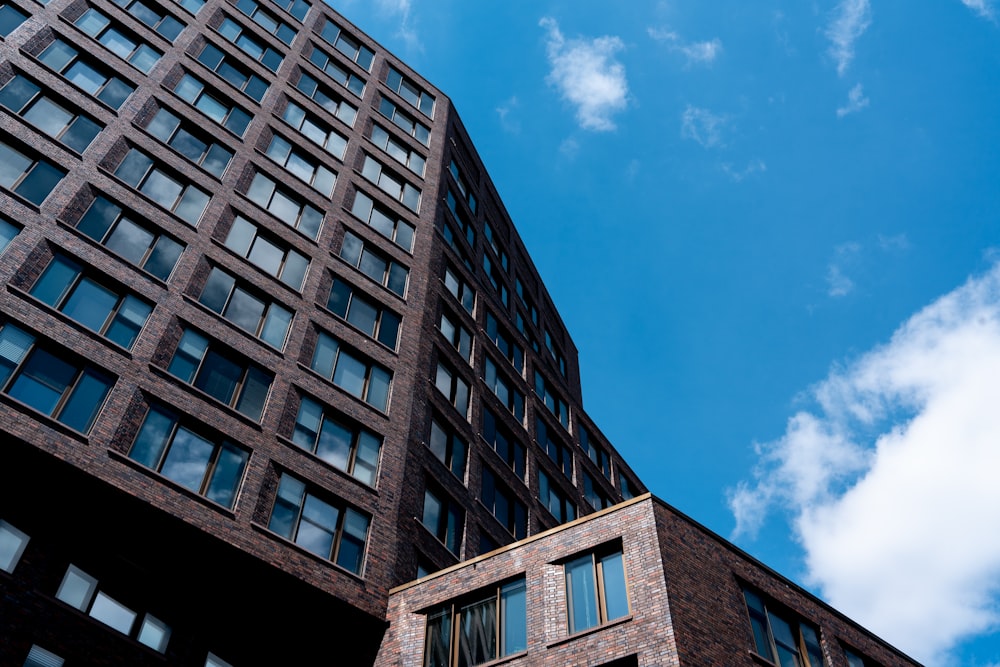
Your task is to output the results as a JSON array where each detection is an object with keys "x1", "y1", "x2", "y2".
[
  {"x1": 378, "y1": 96, "x2": 429, "y2": 146},
  {"x1": 580, "y1": 428, "x2": 612, "y2": 480},
  {"x1": 422, "y1": 484, "x2": 461, "y2": 554},
  {"x1": 386, "y1": 65, "x2": 434, "y2": 116},
  {"x1": 434, "y1": 360, "x2": 469, "y2": 418},
  {"x1": 424, "y1": 579, "x2": 526, "y2": 667},
  {"x1": 115, "y1": 148, "x2": 210, "y2": 224},
  {"x1": 360, "y1": 154, "x2": 420, "y2": 212},
  {"x1": 539, "y1": 469, "x2": 575, "y2": 523},
  {"x1": 481, "y1": 467, "x2": 526, "y2": 539},
  {"x1": 307, "y1": 44, "x2": 364, "y2": 95},
  {"x1": 583, "y1": 471, "x2": 612, "y2": 511},
  {"x1": 370, "y1": 123, "x2": 425, "y2": 177},
  {"x1": 145, "y1": 107, "x2": 233, "y2": 177},
  {"x1": 129, "y1": 405, "x2": 248, "y2": 507},
  {"x1": 743, "y1": 588, "x2": 825, "y2": 667},
  {"x1": 199, "y1": 266, "x2": 292, "y2": 348},
  {"x1": 0, "y1": 74, "x2": 102, "y2": 152},
  {"x1": 537, "y1": 417, "x2": 572, "y2": 478},
  {"x1": 0, "y1": 218, "x2": 19, "y2": 254},
  {"x1": 23, "y1": 645, "x2": 64, "y2": 667},
  {"x1": 485, "y1": 312, "x2": 522, "y2": 372},
  {"x1": 438, "y1": 308, "x2": 471, "y2": 362},
  {"x1": 339, "y1": 231, "x2": 408, "y2": 297},
  {"x1": 75, "y1": 196, "x2": 183, "y2": 281},
  {"x1": 449, "y1": 160, "x2": 477, "y2": 213},
  {"x1": 0, "y1": 138, "x2": 66, "y2": 205},
  {"x1": 295, "y1": 72, "x2": 356, "y2": 125},
  {"x1": 167, "y1": 328, "x2": 273, "y2": 421},
  {"x1": 565, "y1": 546, "x2": 628, "y2": 634},
  {"x1": 282, "y1": 100, "x2": 347, "y2": 159},
  {"x1": 350, "y1": 190, "x2": 414, "y2": 252},
  {"x1": 195, "y1": 42, "x2": 268, "y2": 101},
  {"x1": 326, "y1": 277, "x2": 400, "y2": 349},
  {"x1": 0, "y1": 322, "x2": 113, "y2": 432},
  {"x1": 319, "y1": 19, "x2": 373, "y2": 70},
  {"x1": 37, "y1": 38, "x2": 134, "y2": 109},
  {"x1": 172, "y1": 72, "x2": 252, "y2": 136},
  {"x1": 443, "y1": 266, "x2": 474, "y2": 314},
  {"x1": 310, "y1": 331, "x2": 391, "y2": 411},
  {"x1": 217, "y1": 17, "x2": 282, "y2": 71},
  {"x1": 265, "y1": 134, "x2": 336, "y2": 196},
  {"x1": 30, "y1": 254, "x2": 153, "y2": 349},
  {"x1": 269, "y1": 0, "x2": 308, "y2": 21},
  {"x1": 245, "y1": 171, "x2": 323, "y2": 239},
  {"x1": 482, "y1": 407, "x2": 526, "y2": 480},
  {"x1": 0, "y1": 3, "x2": 28, "y2": 36},
  {"x1": 111, "y1": 0, "x2": 185, "y2": 40},
  {"x1": 233, "y1": 0, "x2": 296, "y2": 43},
  {"x1": 428, "y1": 415, "x2": 466, "y2": 478},
  {"x1": 534, "y1": 370, "x2": 569, "y2": 429},
  {"x1": 0, "y1": 519, "x2": 29, "y2": 573},
  {"x1": 224, "y1": 215, "x2": 308, "y2": 290},
  {"x1": 485, "y1": 358, "x2": 523, "y2": 422},
  {"x1": 292, "y1": 395, "x2": 381, "y2": 485},
  {"x1": 267, "y1": 472, "x2": 370, "y2": 574},
  {"x1": 74, "y1": 8, "x2": 162, "y2": 73}
]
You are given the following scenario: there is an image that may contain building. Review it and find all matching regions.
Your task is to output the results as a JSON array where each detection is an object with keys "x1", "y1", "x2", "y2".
[{"x1": 0, "y1": 0, "x2": 919, "y2": 665}]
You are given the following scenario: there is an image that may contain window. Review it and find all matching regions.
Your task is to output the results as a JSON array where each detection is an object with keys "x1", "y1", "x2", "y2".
[
  {"x1": 743, "y1": 588, "x2": 825, "y2": 667},
  {"x1": 195, "y1": 42, "x2": 268, "y2": 101},
  {"x1": 448, "y1": 160, "x2": 476, "y2": 213},
  {"x1": 56, "y1": 564, "x2": 171, "y2": 652},
  {"x1": 438, "y1": 308, "x2": 471, "y2": 362},
  {"x1": 539, "y1": 469, "x2": 574, "y2": 523},
  {"x1": 422, "y1": 484, "x2": 462, "y2": 554},
  {"x1": 174, "y1": 0, "x2": 204, "y2": 14},
  {"x1": 0, "y1": 3, "x2": 28, "y2": 37},
  {"x1": 327, "y1": 277, "x2": 400, "y2": 349},
  {"x1": 111, "y1": 0, "x2": 184, "y2": 40},
  {"x1": 245, "y1": 171, "x2": 323, "y2": 239},
  {"x1": 75, "y1": 196, "x2": 183, "y2": 281},
  {"x1": 129, "y1": 405, "x2": 248, "y2": 508},
  {"x1": 424, "y1": 579, "x2": 526, "y2": 667},
  {"x1": 74, "y1": 8, "x2": 162, "y2": 73},
  {"x1": 37, "y1": 38, "x2": 135, "y2": 109},
  {"x1": 0, "y1": 74, "x2": 103, "y2": 152},
  {"x1": 534, "y1": 370, "x2": 569, "y2": 429},
  {"x1": 445, "y1": 189, "x2": 476, "y2": 249},
  {"x1": 339, "y1": 231, "x2": 408, "y2": 297},
  {"x1": 484, "y1": 358, "x2": 524, "y2": 422},
  {"x1": 167, "y1": 328, "x2": 272, "y2": 421},
  {"x1": 485, "y1": 312, "x2": 522, "y2": 372},
  {"x1": 482, "y1": 407, "x2": 526, "y2": 479},
  {"x1": 378, "y1": 96, "x2": 429, "y2": 146},
  {"x1": 307, "y1": 44, "x2": 364, "y2": 95},
  {"x1": 435, "y1": 360, "x2": 469, "y2": 418},
  {"x1": 292, "y1": 396, "x2": 381, "y2": 485},
  {"x1": 0, "y1": 322, "x2": 113, "y2": 432},
  {"x1": 484, "y1": 220, "x2": 508, "y2": 270},
  {"x1": 361, "y1": 154, "x2": 420, "y2": 212},
  {"x1": 370, "y1": 123, "x2": 425, "y2": 176},
  {"x1": 265, "y1": 134, "x2": 336, "y2": 196},
  {"x1": 483, "y1": 254, "x2": 509, "y2": 306},
  {"x1": 428, "y1": 415, "x2": 466, "y2": 478},
  {"x1": 515, "y1": 278, "x2": 539, "y2": 326},
  {"x1": 0, "y1": 519, "x2": 29, "y2": 573},
  {"x1": 224, "y1": 215, "x2": 308, "y2": 290},
  {"x1": 270, "y1": 0, "x2": 308, "y2": 21},
  {"x1": 442, "y1": 221, "x2": 474, "y2": 272},
  {"x1": 267, "y1": 472, "x2": 370, "y2": 574},
  {"x1": 0, "y1": 218, "x2": 19, "y2": 254},
  {"x1": 444, "y1": 265, "x2": 474, "y2": 313},
  {"x1": 310, "y1": 331, "x2": 391, "y2": 411},
  {"x1": 204, "y1": 653, "x2": 233, "y2": 667},
  {"x1": 282, "y1": 100, "x2": 347, "y2": 159},
  {"x1": 481, "y1": 467, "x2": 526, "y2": 539},
  {"x1": 545, "y1": 329, "x2": 568, "y2": 378},
  {"x1": 537, "y1": 417, "x2": 572, "y2": 478},
  {"x1": 30, "y1": 254, "x2": 153, "y2": 349},
  {"x1": 845, "y1": 648, "x2": 879, "y2": 667},
  {"x1": 583, "y1": 472, "x2": 612, "y2": 511},
  {"x1": 0, "y1": 138, "x2": 65, "y2": 205},
  {"x1": 386, "y1": 65, "x2": 434, "y2": 116},
  {"x1": 319, "y1": 19, "x2": 373, "y2": 70},
  {"x1": 581, "y1": 427, "x2": 611, "y2": 479},
  {"x1": 564, "y1": 545, "x2": 628, "y2": 634},
  {"x1": 115, "y1": 148, "x2": 210, "y2": 225},
  {"x1": 233, "y1": 0, "x2": 295, "y2": 44},
  {"x1": 295, "y1": 72, "x2": 357, "y2": 125},
  {"x1": 619, "y1": 473, "x2": 636, "y2": 500},
  {"x1": 217, "y1": 16, "x2": 282, "y2": 71},
  {"x1": 172, "y1": 72, "x2": 252, "y2": 136},
  {"x1": 350, "y1": 190, "x2": 414, "y2": 252},
  {"x1": 199, "y1": 266, "x2": 292, "y2": 348},
  {"x1": 23, "y1": 645, "x2": 64, "y2": 667},
  {"x1": 145, "y1": 107, "x2": 233, "y2": 178}
]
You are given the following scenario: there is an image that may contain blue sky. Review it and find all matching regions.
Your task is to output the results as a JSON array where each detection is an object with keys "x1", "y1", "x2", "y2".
[{"x1": 333, "y1": 1, "x2": 1000, "y2": 663}]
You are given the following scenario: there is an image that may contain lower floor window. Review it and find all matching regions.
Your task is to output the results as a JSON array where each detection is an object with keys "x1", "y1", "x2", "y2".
[
  {"x1": 743, "y1": 587, "x2": 824, "y2": 667},
  {"x1": 23, "y1": 645, "x2": 64, "y2": 667},
  {"x1": 267, "y1": 473, "x2": 370, "y2": 574},
  {"x1": 565, "y1": 545, "x2": 629, "y2": 634},
  {"x1": 425, "y1": 578, "x2": 527, "y2": 667},
  {"x1": 0, "y1": 519, "x2": 30, "y2": 573}
]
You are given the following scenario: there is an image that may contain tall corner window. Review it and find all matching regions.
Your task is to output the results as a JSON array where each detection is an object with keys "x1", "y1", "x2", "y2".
[
  {"x1": 743, "y1": 587, "x2": 824, "y2": 667},
  {"x1": 0, "y1": 519, "x2": 30, "y2": 573},
  {"x1": 564, "y1": 544, "x2": 629, "y2": 634},
  {"x1": 424, "y1": 578, "x2": 526, "y2": 667}
]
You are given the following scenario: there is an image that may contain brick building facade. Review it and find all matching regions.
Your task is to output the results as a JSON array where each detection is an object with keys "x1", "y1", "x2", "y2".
[{"x1": 0, "y1": 0, "x2": 918, "y2": 664}]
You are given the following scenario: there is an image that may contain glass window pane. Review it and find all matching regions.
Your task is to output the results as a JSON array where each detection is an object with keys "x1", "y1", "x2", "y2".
[
  {"x1": 501, "y1": 579, "x2": 527, "y2": 656},
  {"x1": 159, "y1": 426, "x2": 214, "y2": 491},
  {"x1": 55, "y1": 565, "x2": 97, "y2": 610},
  {"x1": 57, "y1": 369, "x2": 111, "y2": 432},
  {"x1": 600, "y1": 551, "x2": 629, "y2": 621},
  {"x1": 566, "y1": 554, "x2": 598, "y2": 634},
  {"x1": 8, "y1": 348, "x2": 75, "y2": 416},
  {"x1": 137, "y1": 614, "x2": 171, "y2": 653},
  {"x1": 89, "y1": 591, "x2": 137, "y2": 634},
  {"x1": 0, "y1": 520, "x2": 29, "y2": 573}
]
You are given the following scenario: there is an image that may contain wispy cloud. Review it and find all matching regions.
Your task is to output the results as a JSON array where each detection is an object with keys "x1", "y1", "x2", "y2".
[
  {"x1": 826, "y1": 242, "x2": 861, "y2": 297},
  {"x1": 722, "y1": 159, "x2": 767, "y2": 182},
  {"x1": 648, "y1": 27, "x2": 722, "y2": 66},
  {"x1": 540, "y1": 17, "x2": 629, "y2": 132},
  {"x1": 374, "y1": 0, "x2": 420, "y2": 51},
  {"x1": 826, "y1": 0, "x2": 872, "y2": 76},
  {"x1": 496, "y1": 96, "x2": 521, "y2": 134},
  {"x1": 837, "y1": 83, "x2": 870, "y2": 117},
  {"x1": 680, "y1": 105, "x2": 729, "y2": 148},
  {"x1": 730, "y1": 261, "x2": 1000, "y2": 664},
  {"x1": 960, "y1": 0, "x2": 995, "y2": 19}
]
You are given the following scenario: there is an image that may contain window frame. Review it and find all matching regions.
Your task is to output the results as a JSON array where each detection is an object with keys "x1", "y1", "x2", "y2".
[
  {"x1": 36, "y1": 36, "x2": 135, "y2": 109},
  {"x1": 0, "y1": 72, "x2": 103, "y2": 153},
  {"x1": 421, "y1": 483, "x2": 462, "y2": 555},
  {"x1": 291, "y1": 394, "x2": 382, "y2": 486},
  {"x1": 564, "y1": 544, "x2": 629, "y2": 634},
  {"x1": 742, "y1": 587, "x2": 825, "y2": 667},
  {"x1": 309, "y1": 330, "x2": 392, "y2": 411}
]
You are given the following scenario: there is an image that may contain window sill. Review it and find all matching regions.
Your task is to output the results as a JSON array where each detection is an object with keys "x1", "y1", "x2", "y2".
[
  {"x1": 147, "y1": 363, "x2": 265, "y2": 430},
  {"x1": 131, "y1": 120, "x2": 228, "y2": 184},
  {"x1": 96, "y1": 162, "x2": 207, "y2": 230},
  {"x1": 249, "y1": 520, "x2": 367, "y2": 582},
  {"x1": 57, "y1": 14, "x2": 163, "y2": 78},
  {"x1": 210, "y1": 236, "x2": 305, "y2": 300},
  {"x1": 275, "y1": 431, "x2": 381, "y2": 496},
  {"x1": 313, "y1": 300, "x2": 400, "y2": 358},
  {"x1": 182, "y1": 42, "x2": 268, "y2": 107},
  {"x1": 21, "y1": 37, "x2": 135, "y2": 115},
  {"x1": 108, "y1": 449, "x2": 239, "y2": 517},
  {"x1": 180, "y1": 293, "x2": 288, "y2": 357},
  {"x1": 545, "y1": 614, "x2": 634, "y2": 649},
  {"x1": 233, "y1": 187, "x2": 321, "y2": 246},
  {"x1": 55, "y1": 218, "x2": 172, "y2": 290},
  {"x1": 159, "y1": 78, "x2": 248, "y2": 141},
  {"x1": 296, "y1": 361, "x2": 391, "y2": 421},
  {"x1": 0, "y1": 391, "x2": 94, "y2": 443},
  {"x1": 329, "y1": 243, "x2": 409, "y2": 305}
]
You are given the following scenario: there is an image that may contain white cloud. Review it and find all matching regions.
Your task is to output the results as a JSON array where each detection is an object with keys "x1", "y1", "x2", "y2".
[
  {"x1": 826, "y1": 0, "x2": 872, "y2": 76},
  {"x1": 960, "y1": 0, "x2": 995, "y2": 19},
  {"x1": 722, "y1": 159, "x2": 767, "y2": 182},
  {"x1": 680, "y1": 105, "x2": 729, "y2": 148},
  {"x1": 837, "y1": 83, "x2": 870, "y2": 117},
  {"x1": 648, "y1": 27, "x2": 722, "y2": 66},
  {"x1": 730, "y1": 262, "x2": 1000, "y2": 664},
  {"x1": 826, "y1": 242, "x2": 862, "y2": 297},
  {"x1": 496, "y1": 96, "x2": 521, "y2": 134},
  {"x1": 540, "y1": 17, "x2": 629, "y2": 132}
]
